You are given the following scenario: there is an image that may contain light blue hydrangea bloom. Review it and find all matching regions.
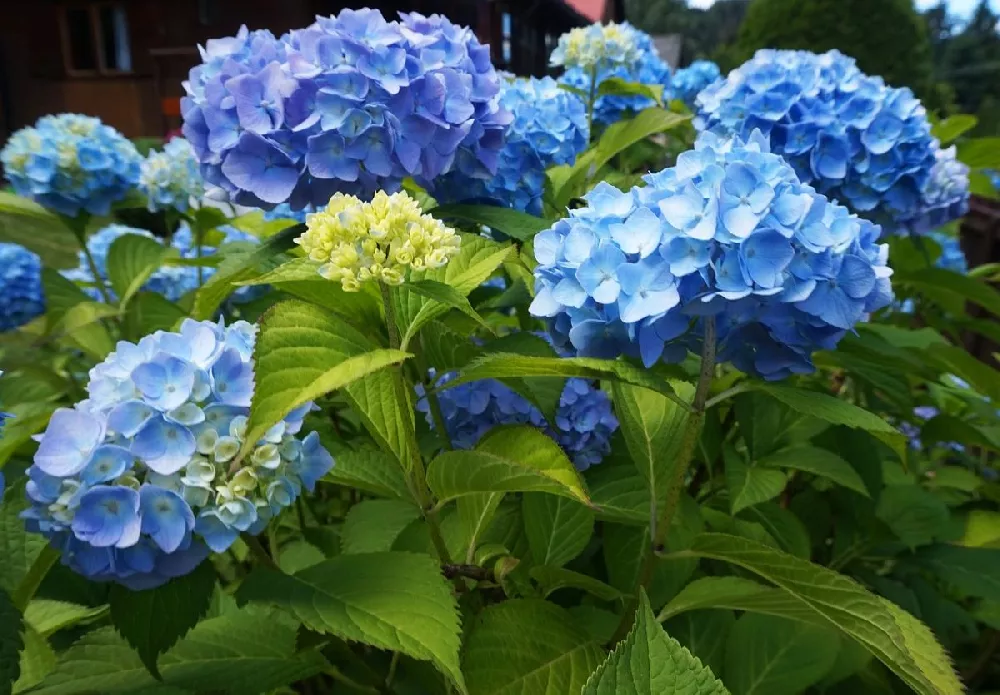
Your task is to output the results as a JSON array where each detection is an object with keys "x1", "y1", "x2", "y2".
[
  {"x1": 181, "y1": 11, "x2": 510, "y2": 212},
  {"x1": 140, "y1": 138, "x2": 204, "y2": 213},
  {"x1": 559, "y1": 24, "x2": 671, "y2": 126},
  {"x1": 0, "y1": 243, "x2": 45, "y2": 332},
  {"x1": 696, "y1": 50, "x2": 946, "y2": 233},
  {"x1": 669, "y1": 60, "x2": 721, "y2": 109},
  {"x1": 1, "y1": 114, "x2": 141, "y2": 217},
  {"x1": 898, "y1": 145, "x2": 969, "y2": 235},
  {"x1": 929, "y1": 229, "x2": 968, "y2": 274},
  {"x1": 435, "y1": 76, "x2": 588, "y2": 215},
  {"x1": 550, "y1": 22, "x2": 641, "y2": 72},
  {"x1": 530, "y1": 131, "x2": 893, "y2": 381},
  {"x1": 417, "y1": 372, "x2": 617, "y2": 471},
  {"x1": 22, "y1": 318, "x2": 334, "y2": 589}
]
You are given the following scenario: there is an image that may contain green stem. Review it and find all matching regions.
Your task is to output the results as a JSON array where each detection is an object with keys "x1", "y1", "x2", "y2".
[
  {"x1": 379, "y1": 282, "x2": 453, "y2": 565},
  {"x1": 324, "y1": 666, "x2": 383, "y2": 694},
  {"x1": 610, "y1": 317, "x2": 717, "y2": 645},
  {"x1": 71, "y1": 218, "x2": 114, "y2": 306},
  {"x1": 242, "y1": 533, "x2": 280, "y2": 571},
  {"x1": 13, "y1": 545, "x2": 60, "y2": 611}
]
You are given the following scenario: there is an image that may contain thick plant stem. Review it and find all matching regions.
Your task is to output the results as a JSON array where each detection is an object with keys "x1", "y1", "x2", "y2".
[
  {"x1": 610, "y1": 318, "x2": 717, "y2": 645},
  {"x1": 380, "y1": 282, "x2": 453, "y2": 565}
]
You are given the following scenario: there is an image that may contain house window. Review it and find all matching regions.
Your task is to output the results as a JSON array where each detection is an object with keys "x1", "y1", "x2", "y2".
[{"x1": 59, "y1": 2, "x2": 132, "y2": 75}]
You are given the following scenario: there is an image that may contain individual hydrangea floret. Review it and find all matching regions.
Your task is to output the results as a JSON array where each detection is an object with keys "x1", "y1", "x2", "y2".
[
  {"x1": 696, "y1": 50, "x2": 945, "y2": 233},
  {"x1": 181, "y1": 11, "x2": 510, "y2": 211},
  {"x1": 559, "y1": 23, "x2": 671, "y2": 126},
  {"x1": 435, "y1": 76, "x2": 588, "y2": 215},
  {"x1": 417, "y1": 372, "x2": 618, "y2": 470},
  {"x1": 1, "y1": 114, "x2": 141, "y2": 216},
  {"x1": 550, "y1": 22, "x2": 641, "y2": 72},
  {"x1": 897, "y1": 145, "x2": 969, "y2": 235},
  {"x1": 0, "y1": 243, "x2": 45, "y2": 332},
  {"x1": 669, "y1": 60, "x2": 721, "y2": 109},
  {"x1": 296, "y1": 190, "x2": 460, "y2": 291},
  {"x1": 21, "y1": 318, "x2": 334, "y2": 589},
  {"x1": 530, "y1": 131, "x2": 893, "y2": 381},
  {"x1": 140, "y1": 138, "x2": 204, "y2": 213}
]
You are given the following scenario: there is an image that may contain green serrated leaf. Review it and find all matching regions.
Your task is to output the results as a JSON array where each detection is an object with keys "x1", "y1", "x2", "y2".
[
  {"x1": 400, "y1": 279, "x2": 493, "y2": 349},
  {"x1": 613, "y1": 381, "x2": 693, "y2": 508},
  {"x1": 583, "y1": 590, "x2": 728, "y2": 695},
  {"x1": 427, "y1": 204, "x2": 551, "y2": 242},
  {"x1": 587, "y1": 466, "x2": 648, "y2": 525},
  {"x1": 529, "y1": 566, "x2": 623, "y2": 602},
  {"x1": 0, "y1": 482, "x2": 46, "y2": 597},
  {"x1": 457, "y1": 493, "x2": 505, "y2": 563},
  {"x1": 24, "y1": 600, "x2": 106, "y2": 637},
  {"x1": 427, "y1": 426, "x2": 590, "y2": 504},
  {"x1": 664, "y1": 610, "x2": 734, "y2": 678},
  {"x1": 898, "y1": 267, "x2": 1000, "y2": 318},
  {"x1": 522, "y1": 493, "x2": 594, "y2": 568},
  {"x1": 324, "y1": 446, "x2": 410, "y2": 499},
  {"x1": 341, "y1": 499, "x2": 421, "y2": 554},
  {"x1": 726, "y1": 452, "x2": 787, "y2": 514},
  {"x1": 723, "y1": 613, "x2": 839, "y2": 695},
  {"x1": 957, "y1": 136, "x2": 1000, "y2": 169},
  {"x1": 913, "y1": 545, "x2": 1000, "y2": 601},
  {"x1": 658, "y1": 576, "x2": 821, "y2": 624},
  {"x1": 462, "y1": 599, "x2": 604, "y2": 695},
  {"x1": 931, "y1": 114, "x2": 977, "y2": 144},
  {"x1": 668, "y1": 533, "x2": 964, "y2": 695},
  {"x1": 12, "y1": 623, "x2": 55, "y2": 694},
  {"x1": 109, "y1": 561, "x2": 216, "y2": 677},
  {"x1": 241, "y1": 300, "x2": 410, "y2": 458},
  {"x1": 123, "y1": 292, "x2": 186, "y2": 339},
  {"x1": 596, "y1": 77, "x2": 664, "y2": 104},
  {"x1": 238, "y1": 551, "x2": 465, "y2": 692},
  {"x1": 0, "y1": 192, "x2": 78, "y2": 269},
  {"x1": 343, "y1": 368, "x2": 414, "y2": 468},
  {"x1": 0, "y1": 589, "x2": 23, "y2": 695},
  {"x1": 876, "y1": 485, "x2": 950, "y2": 548},
  {"x1": 758, "y1": 445, "x2": 869, "y2": 497},
  {"x1": 106, "y1": 233, "x2": 170, "y2": 308}
]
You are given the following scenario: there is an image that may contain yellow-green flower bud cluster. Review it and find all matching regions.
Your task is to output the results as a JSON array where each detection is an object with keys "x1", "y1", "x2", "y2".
[{"x1": 296, "y1": 191, "x2": 461, "y2": 292}]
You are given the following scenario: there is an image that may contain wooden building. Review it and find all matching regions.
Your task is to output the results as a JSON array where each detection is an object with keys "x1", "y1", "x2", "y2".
[{"x1": 0, "y1": 0, "x2": 622, "y2": 141}]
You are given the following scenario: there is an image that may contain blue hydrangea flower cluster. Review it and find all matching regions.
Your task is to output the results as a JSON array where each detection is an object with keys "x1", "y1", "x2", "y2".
[
  {"x1": 530, "y1": 131, "x2": 894, "y2": 380},
  {"x1": 435, "y1": 77, "x2": 588, "y2": 215},
  {"x1": 172, "y1": 223, "x2": 264, "y2": 303},
  {"x1": 263, "y1": 203, "x2": 311, "y2": 223},
  {"x1": 181, "y1": 11, "x2": 510, "y2": 211},
  {"x1": 140, "y1": 138, "x2": 204, "y2": 213},
  {"x1": 899, "y1": 406, "x2": 963, "y2": 452},
  {"x1": 558, "y1": 24, "x2": 671, "y2": 127},
  {"x1": 22, "y1": 318, "x2": 334, "y2": 589},
  {"x1": 897, "y1": 145, "x2": 969, "y2": 235},
  {"x1": 1, "y1": 114, "x2": 141, "y2": 217},
  {"x1": 549, "y1": 22, "x2": 641, "y2": 72},
  {"x1": 0, "y1": 243, "x2": 45, "y2": 332},
  {"x1": 417, "y1": 372, "x2": 617, "y2": 470},
  {"x1": 929, "y1": 229, "x2": 968, "y2": 274},
  {"x1": 669, "y1": 60, "x2": 721, "y2": 109},
  {"x1": 696, "y1": 50, "x2": 942, "y2": 233}
]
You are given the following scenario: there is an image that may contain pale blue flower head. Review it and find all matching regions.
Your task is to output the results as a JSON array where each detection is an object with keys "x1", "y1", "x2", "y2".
[
  {"x1": 696, "y1": 50, "x2": 943, "y2": 234},
  {"x1": 530, "y1": 130, "x2": 894, "y2": 380},
  {"x1": 669, "y1": 61, "x2": 721, "y2": 108},
  {"x1": 0, "y1": 243, "x2": 45, "y2": 331},
  {"x1": 897, "y1": 145, "x2": 969, "y2": 235},
  {"x1": 550, "y1": 22, "x2": 642, "y2": 72},
  {"x1": 435, "y1": 76, "x2": 588, "y2": 215},
  {"x1": 182, "y1": 11, "x2": 509, "y2": 212},
  {"x1": 417, "y1": 370, "x2": 617, "y2": 471},
  {"x1": 140, "y1": 137, "x2": 204, "y2": 213},
  {"x1": 1, "y1": 114, "x2": 141, "y2": 216},
  {"x1": 22, "y1": 318, "x2": 334, "y2": 589}
]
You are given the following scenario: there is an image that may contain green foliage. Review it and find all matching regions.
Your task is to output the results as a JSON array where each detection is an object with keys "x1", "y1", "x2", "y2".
[
  {"x1": 0, "y1": 589, "x2": 22, "y2": 695},
  {"x1": 736, "y1": 0, "x2": 932, "y2": 92}
]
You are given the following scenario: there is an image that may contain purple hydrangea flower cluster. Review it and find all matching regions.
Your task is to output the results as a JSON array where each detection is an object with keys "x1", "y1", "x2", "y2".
[
  {"x1": 559, "y1": 24, "x2": 671, "y2": 127},
  {"x1": 181, "y1": 10, "x2": 510, "y2": 211},
  {"x1": 435, "y1": 76, "x2": 588, "y2": 215},
  {"x1": 417, "y1": 372, "x2": 618, "y2": 471},
  {"x1": 696, "y1": 50, "x2": 946, "y2": 233},
  {"x1": 0, "y1": 243, "x2": 45, "y2": 332},
  {"x1": 1, "y1": 114, "x2": 141, "y2": 217},
  {"x1": 530, "y1": 131, "x2": 893, "y2": 380},
  {"x1": 22, "y1": 319, "x2": 334, "y2": 589},
  {"x1": 669, "y1": 60, "x2": 721, "y2": 109}
]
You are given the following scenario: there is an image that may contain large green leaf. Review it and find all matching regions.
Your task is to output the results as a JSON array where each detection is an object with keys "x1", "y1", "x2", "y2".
[
  {"x1": 726, "y1": 453, "x2": 787, "y2": 515},
  {"x1": 341, "y1": 499, "x2": 421, "y2": 554},
  {"x1": 1, "y1": 589, "x2": 22, "y2": 695},
  {"x1": 109, "y1": 562, "x2": 215, "y2": 677},
  {"x1": 0, "y1": 483, "x2": 46, "y2": 597},
  {"x1": 237, "y1": 551, "x2": 465, "y2": 691},
  {"x1": 400, "y1": 279, "x2": 492, "y2": 349},
  {"x1": 427, "y1": 204, "x2": 551, "y2": 242},
  {"x1": 898, "y1": 267, "x2": 1000, "y2": 318},
  {"x1": 876, "y1": 485, "x2": 950, "y2": 548},
  {"x1": 123, "y1": 292, "x2": 186, "y2": 339},
  {"x1": 522, "y1": 493, "x2": 594, "y2": 568},
  {"x1": 667, "y1": 533, "x2": 964, "y2": 695},
  {"x1": 663, "y1": 610, "x2": 734, "y2": 678},
  {"x1": 723, "y1": 613, "x2": 839, "y2": 695},
  {"x1": 106, "y1": 233, "x2": 170, "y2": 309},
  {"x1": 932, "y1": 114, "x2": 977, "y2": 144},
  {"x1": 750, "y1": 384, "x2": 904, "y2": 456},
  {"x1": 612, "y1": 382, "x2": 693, "y2": 506},
  {"x1": 13, "y1": 624, "x2": 55, "y2": 694},
  {"x1": 427, "y1": 426, "x2": 590, "y2": 504},
  {"x1": 0, "y1": 192, "x2": 78, "y2": 269},
  {"x1": 587, "y1": 466, "x2": 648, "y2": 525},
  {"x1": 241, "y1": 300, "x2": 410, "y2": 458},
  {"x1": 462, "y1": 599, "x2": 605, "y2": 695},
  {"x1": 529, "y1": 566, "x2": 624, "y2": 602},
  {"x1": 343, "y1": 368, "x2": 414, "y2": 469},
  {"x1": 913, "y1": 545, "x2": 1000, "y2": 602},
  {"x1": 597, "y1": 77, "x2": 664, "y2": 104},
  {"x1": 583, "y1": 590, "x2": 729, "y2": 695},
  {"x1": 758, "y1": 446, "x2": 869, "y2": 497},
  {"x1": 452, "y1": 353, "x2": 685, "y2": 406},
  {"x1": 659, "y1": 576, "x2": 825, "y2": 624},
  {"x1": 324, "y1": 446, "x2": 410, "y2": 499},
  {"x1": 957, "y1": 136, "x2": 1000, "y2": 169},
  {"x1": 23, "y1": 600, "x2": 106, "y2": 637},
  {"x1": 191, "y1": 224, "x2": 300, "y2": 320}
]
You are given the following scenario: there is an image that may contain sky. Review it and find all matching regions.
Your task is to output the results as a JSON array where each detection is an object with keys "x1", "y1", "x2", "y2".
[{"x1": 687, "y1": 0, "x2": 1000, "y2": 15}]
